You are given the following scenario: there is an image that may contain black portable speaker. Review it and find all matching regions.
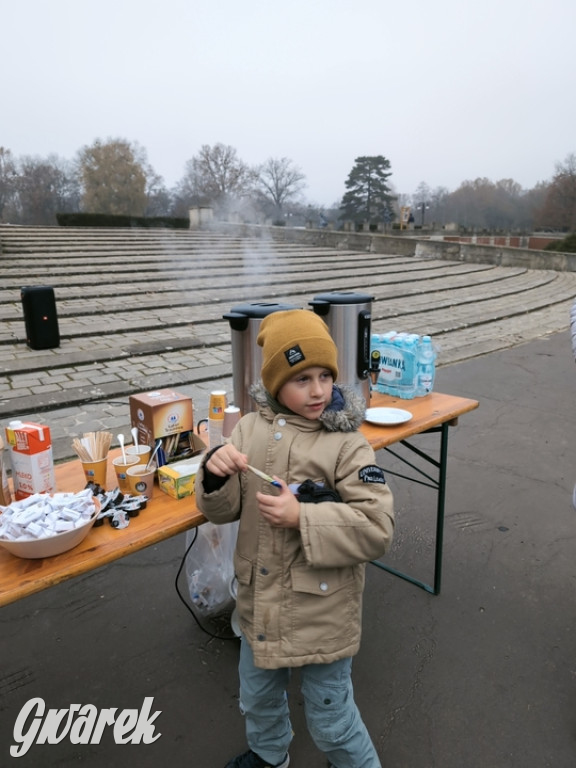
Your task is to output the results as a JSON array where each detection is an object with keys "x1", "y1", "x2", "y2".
[{"x1": 21, "y1": 286, "x2": 60, "y2": 350}]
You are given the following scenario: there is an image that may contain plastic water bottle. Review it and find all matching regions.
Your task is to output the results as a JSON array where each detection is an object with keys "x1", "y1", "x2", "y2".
[
  {"x1": 376, "y1": 332, "x2": 400, "y2": 397},
  {"x1": 396, "y1": 334, "x2": 417, "y2": 399},
  {"x1": 416, "y1": 336, "x2": 436, "y2": 396}
]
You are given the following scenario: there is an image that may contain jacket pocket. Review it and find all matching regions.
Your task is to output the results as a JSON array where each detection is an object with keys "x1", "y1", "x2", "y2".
[
  {"x1": 290, "y1": 563, "x2": 356, "y2": 597},
  {"x1": 289, "y1": 563, "x2": 361, "y2": 645}
]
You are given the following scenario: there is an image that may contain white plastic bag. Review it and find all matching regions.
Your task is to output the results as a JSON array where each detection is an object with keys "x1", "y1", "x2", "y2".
[{"x1": 185, "y1": 521, "x2": 239, "y2": 617}]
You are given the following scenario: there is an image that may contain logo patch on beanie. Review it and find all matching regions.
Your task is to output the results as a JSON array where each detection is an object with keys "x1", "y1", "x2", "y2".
[{"x1": 285, "y1": 345, "x2": 306, "y2": 367}]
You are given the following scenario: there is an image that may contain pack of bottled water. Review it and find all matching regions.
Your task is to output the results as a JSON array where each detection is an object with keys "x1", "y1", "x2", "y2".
[{"x1": 370, "y1": 332, "x2": 437, "y2": 399}]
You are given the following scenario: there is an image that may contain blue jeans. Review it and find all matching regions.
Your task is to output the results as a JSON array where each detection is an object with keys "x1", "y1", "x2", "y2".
[{"x1": 238, "y1": 638, "x2": 381, "y2": 768}]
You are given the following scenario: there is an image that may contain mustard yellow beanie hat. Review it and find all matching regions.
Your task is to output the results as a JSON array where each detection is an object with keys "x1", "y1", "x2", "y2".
[{"x1": 257, "y1": 310, "x2": 339, "y2": 397}]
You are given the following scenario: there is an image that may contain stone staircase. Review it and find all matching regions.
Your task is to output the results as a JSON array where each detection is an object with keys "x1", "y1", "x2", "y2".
[{"x1": 1, "y1": 223, "x2": 575, "y2": 425}]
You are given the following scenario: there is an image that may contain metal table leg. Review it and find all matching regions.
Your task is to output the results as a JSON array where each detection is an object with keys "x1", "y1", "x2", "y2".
[{"x1": 370, "y1": 422, "x2": 450, "y2": 595}]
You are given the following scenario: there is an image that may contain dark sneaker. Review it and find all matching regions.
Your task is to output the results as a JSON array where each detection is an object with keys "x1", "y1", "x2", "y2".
[{"x1": 224, "y1": 749, "x2": 290, "y2": 768}]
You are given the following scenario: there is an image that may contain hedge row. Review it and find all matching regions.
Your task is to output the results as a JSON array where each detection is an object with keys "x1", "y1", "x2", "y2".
[
  {"x1": 544, "y1": 233, "x2": 576, "y2": 253},
  {"x1": 56, "y1": 213, "x2": 190, "y2": 229}
]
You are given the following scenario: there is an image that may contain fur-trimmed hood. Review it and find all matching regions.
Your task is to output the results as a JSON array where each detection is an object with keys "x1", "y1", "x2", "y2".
[{"x1": 249, "y1": 380, "x2": 366, "y2": 433}]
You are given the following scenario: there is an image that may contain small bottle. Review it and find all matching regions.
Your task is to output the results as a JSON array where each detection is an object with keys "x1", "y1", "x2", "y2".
[{"x1": 416, "y1": 336, "x2": 436, "y2": 396}]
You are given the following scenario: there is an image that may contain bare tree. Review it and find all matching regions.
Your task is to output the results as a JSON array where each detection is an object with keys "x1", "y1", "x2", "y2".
[
  {"x1": 14, "y1": 154, "x2": 80, "y2": 224},
  {"x1": 412, "y1": 181, "x2": 432, "y2": 226},
  {"x1": 143, "y1": 166, "x2": 172, "y2": 216},
  {"x1": 176, "y1": 143, "x2": 256, "y2": 210},
  {"x1": 521, "y1": 182, "x2": 550, "y2": 231},
  {"x1": 427, "y1": 186, "x2": 450, "y2": 227},
  {"x1": 536, "y1": 153, "x2": 576, "y2": 231},
  {"x1": 439, "y1": 178, "x2": 532, "y2": 231},
  {"x1": 0, "y1": 153, "x2": 80, "y2": 225},
  {"x1": 256, "y1": 157, "x2": 306, "y2": 219},
  {"x1": 0, "y1": 147, "x2": 17, "y2": 222}
]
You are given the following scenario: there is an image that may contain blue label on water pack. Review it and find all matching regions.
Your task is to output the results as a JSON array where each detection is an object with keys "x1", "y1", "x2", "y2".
[{"x1": 376, "y1": 342, "x2": 417, "y2": 395}]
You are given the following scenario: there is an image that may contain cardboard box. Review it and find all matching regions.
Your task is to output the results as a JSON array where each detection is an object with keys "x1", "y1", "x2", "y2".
[
  {"x1": 158, "y1": 458, "x2": 202, "y2": 499},
  {"x1": 130, "y1": 389, "x2": 194, "y2": 447}
]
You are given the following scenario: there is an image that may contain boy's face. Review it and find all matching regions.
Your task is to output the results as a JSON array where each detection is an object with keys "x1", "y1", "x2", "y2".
[{"x1": 277, "y1": 366, "x2": 334, "y2": 420}]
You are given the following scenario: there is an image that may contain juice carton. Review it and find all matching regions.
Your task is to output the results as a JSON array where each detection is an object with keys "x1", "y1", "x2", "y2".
[{"x1": 6, "y1": 422, "x2": 56, "y2": 500}]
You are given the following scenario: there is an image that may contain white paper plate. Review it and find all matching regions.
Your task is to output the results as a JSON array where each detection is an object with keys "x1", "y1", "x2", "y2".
[{"x1": 365, "y1": 407, "x2": 413, "y2": 426}]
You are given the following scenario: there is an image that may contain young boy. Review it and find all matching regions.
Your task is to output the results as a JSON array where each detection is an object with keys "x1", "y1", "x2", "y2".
[{"x1": 196, "y1": 309, "x2": 394, "y2": 768}]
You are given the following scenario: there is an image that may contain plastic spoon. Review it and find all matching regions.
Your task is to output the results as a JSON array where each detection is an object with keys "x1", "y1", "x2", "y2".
[
  {"x1": 117, "y1": 433, "x2": 127, "y2": 464},
  {"x1": 146, "y1": 439, "x2": 162, "y2": 471},
  {"x1": 131, "y1": 427, "x2": 139, "y2": 447}
]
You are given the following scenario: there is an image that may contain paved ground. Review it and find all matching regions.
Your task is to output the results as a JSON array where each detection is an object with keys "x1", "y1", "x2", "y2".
[
  {"x1": 1, "y1": 227, "x2": 576, "y2": 767},
  {"x1": 1, "y1": 330, "x2": 575, "y2": 767}
]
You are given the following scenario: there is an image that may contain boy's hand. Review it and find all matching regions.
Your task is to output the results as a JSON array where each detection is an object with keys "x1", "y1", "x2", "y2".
[
  {"x1": 205, "y1": 444, "x2": 248, "y2": 477},
  {"x1": 256, "y1": 478, "x2": 300, "y2": 529}
]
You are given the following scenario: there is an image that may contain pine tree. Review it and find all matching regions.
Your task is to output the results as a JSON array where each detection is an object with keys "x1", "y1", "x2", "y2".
[{"x1": 340, "y1": 155, "x2": 395, "y2": 225}]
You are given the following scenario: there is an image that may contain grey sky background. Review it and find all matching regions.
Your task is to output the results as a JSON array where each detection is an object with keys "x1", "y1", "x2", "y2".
[{"x1": 3, "y1": 0, "x2": 575, "y2": 206}]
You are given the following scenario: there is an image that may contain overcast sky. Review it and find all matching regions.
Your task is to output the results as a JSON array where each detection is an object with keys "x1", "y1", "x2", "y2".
[{"x1": 3, "y1": 0, "x2": 575, "y2": 206}]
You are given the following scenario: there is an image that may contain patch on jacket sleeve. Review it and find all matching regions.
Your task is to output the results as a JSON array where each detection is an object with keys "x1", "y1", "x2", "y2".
[{"x1": 358, "y1": 465, "x2": 386, "y2": 484}]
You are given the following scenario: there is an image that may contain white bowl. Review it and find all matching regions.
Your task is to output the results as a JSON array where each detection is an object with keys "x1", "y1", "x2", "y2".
[{"x1": 0, "y1": 498, "x2": 100, "y2": 559}]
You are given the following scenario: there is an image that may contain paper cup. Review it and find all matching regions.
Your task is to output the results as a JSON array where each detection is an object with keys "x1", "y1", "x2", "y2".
[
  {"x1": 222, "y1": 406, "x2": 241, "y2": 438},
  {"x1": 126, "y1": 464, "x2": 156, "y2": 497},
  {"x1": 125, "y1": 445, "x2": 151, "y2": 465},
  {"x1": 81, "y1": 457, "x2": 108, "y2": 487},
  {"x1": 112, "y1": 455, "x2": 140, "y2": 492},
  {"x1": 209, "y1": 390, "x2": 227, "y2": 420}
]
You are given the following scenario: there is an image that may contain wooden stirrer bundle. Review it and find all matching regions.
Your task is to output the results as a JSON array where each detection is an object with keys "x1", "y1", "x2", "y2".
[{"x1": 72, "y1": 431, "x2": 113, "y2": 462}]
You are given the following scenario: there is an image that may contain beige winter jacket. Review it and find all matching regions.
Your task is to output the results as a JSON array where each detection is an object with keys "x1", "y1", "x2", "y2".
[{"x1": 196, "y1": 383, "x2": 394, "y2": 669}]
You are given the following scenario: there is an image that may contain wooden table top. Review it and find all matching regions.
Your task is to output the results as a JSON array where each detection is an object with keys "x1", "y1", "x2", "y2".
[
  {"x1": 0, "y1": 391, "x2": 478, "y2": 607},
  {"x1": 360, "y1": 390, "x2": 479, "y2": 450}
]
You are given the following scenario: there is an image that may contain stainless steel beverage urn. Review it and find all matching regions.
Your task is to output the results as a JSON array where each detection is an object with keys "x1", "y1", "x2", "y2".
[
  {"x1": 224, "y1": 302, "x2": 300, "y2": 415},
  {"x1": 309, "y1": 291, "x2": 374, "y2": 407}
]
